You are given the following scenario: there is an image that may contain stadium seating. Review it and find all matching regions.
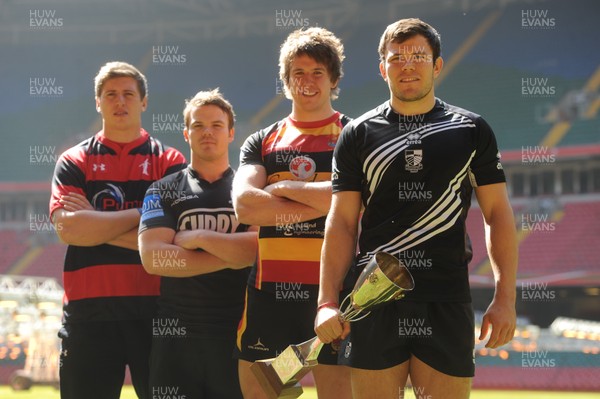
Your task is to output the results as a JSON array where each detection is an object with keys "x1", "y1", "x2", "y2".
[
  {"x1": 19, "y1": 244, "x2": 65, "y2": 282},
  {"x1": 474, "y1": 366, "x2": 600, "y2": 391},
  {"x1": 1, "y1": 0, "x2": 598, "y2": 391},
  {"x1": 518, "y1": 201, "x2": 600, "y2": 276},
  {"x1": 0, "y1": 231, "x2": 30, "y2": 274}
]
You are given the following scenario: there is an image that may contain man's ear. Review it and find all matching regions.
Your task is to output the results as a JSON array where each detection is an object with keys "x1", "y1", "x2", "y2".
[
  {"x1": 379, "y1": 61, "x2": 387, "y2": 81},
  {"x1": 331, "y1": 78, "x2": 340, "y2": 91},
  {"x1": 433, "y1": 56, "x2": 444, "y2": 79}
]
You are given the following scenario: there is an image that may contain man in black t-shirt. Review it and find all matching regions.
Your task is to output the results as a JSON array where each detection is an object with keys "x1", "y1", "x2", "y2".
[
  {"x1": 315, "y1": 18, "x2": 518, "y2": 399},
  {"x1": 138, "y1": 89, "x2": 257, "y2": 399}
]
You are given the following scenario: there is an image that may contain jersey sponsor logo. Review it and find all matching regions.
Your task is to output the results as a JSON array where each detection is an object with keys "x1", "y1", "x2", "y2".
[
  {"x1": 405, "y1": 149, "x2": 423, "y2": 173},
  {"x1": 276, "y1": 221, "x2": 319, "y2": 237},
  {"x1": 178, "y1": 208, "x2": 239, "y2": 233},
  {"x1": 274, "y1": 214, "x2": 320, "y2": 237},
  {"x1": 289, "y1": 155, "x2": 316, "y2": 180},
  {"x1": 92, "y1": 183, "x2": 129, "y2": 210},
  {"x1": 141, "y1": 192, "x2": 164, "y2": 222}
]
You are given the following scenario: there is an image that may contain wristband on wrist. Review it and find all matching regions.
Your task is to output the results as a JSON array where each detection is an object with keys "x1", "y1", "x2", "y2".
[{"x1": 317, "y1": 301, "x2": 338, "y2": 311}]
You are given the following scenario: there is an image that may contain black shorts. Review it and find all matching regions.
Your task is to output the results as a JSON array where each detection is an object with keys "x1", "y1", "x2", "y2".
[
  {"x1": 58, "y1": 320, "x2": 152, "y2": 399},
  {"x1": 344, "y1": 301, "x2": 475, "y2": 377},
  {"x1": 235, "y1": 284, "x2": 343, "y2": 365},
  {"x1": 150, "y1": 332, "x2": 241, "y2": 399}
]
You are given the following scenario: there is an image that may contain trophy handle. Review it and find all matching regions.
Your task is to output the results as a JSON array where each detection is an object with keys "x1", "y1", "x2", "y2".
[{"x1": 339, "y1": 291, "x2": 371, "y2": 322}]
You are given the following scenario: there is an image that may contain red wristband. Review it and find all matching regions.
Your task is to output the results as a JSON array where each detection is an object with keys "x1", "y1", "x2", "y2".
[{"x1": 317, "y1": 302, "x2": 338, "y2": 311}]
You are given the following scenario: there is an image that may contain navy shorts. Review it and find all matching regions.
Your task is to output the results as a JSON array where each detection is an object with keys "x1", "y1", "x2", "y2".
[
  {"x1": 344, "y1": 300, "x2": 475, "y2": 377},
  {"x1": 235, "y1": 284, "x2": 345, "y2": 365}
]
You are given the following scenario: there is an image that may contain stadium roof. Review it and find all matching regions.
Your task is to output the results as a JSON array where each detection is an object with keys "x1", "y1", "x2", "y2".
[{"x1": 0, "y1": 0, "x2": 526, "y2": 45}]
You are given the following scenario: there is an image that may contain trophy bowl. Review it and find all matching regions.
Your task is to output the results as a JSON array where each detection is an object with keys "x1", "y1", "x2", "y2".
[{"x1": 342, "y1": 251, "x2": 415, "y2": 321}]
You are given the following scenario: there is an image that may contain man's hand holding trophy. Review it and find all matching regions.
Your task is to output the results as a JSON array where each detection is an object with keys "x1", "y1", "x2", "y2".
[{"x1": 250, "y1": 252, "x2": 415, "y2": 398}]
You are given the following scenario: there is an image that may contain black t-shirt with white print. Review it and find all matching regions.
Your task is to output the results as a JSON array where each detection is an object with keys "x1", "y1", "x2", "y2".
[
  {"x1": 139, "y1": 166, "x2": 250, "y2": 336},
  {"x1": 333, "y1": 99, "x2": 505, "y2": 302}
]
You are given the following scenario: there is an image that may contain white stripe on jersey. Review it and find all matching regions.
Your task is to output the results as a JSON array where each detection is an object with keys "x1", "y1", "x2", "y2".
[
  {"x1": 358, "y1": 149, "x2": 476, "y2": 267},
  {"x1": 363, "y1": 116, "x2": 476, "y2": 205}
]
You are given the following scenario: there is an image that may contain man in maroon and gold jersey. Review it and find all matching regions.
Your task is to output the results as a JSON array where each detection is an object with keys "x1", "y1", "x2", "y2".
[
  {"x1": 232, "y1": 28, "x2": 352, "y2": 399},
  {"x1": 49, "y1": 61, "x2": 186, "y2": 399}
]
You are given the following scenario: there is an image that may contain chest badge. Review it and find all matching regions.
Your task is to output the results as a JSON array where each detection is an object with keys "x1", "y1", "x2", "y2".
[
  {"x1": 405, "y1": 149, "x2": 423, "y2": 173},
  {"x1": 289, "y1": 156, "x2": 316, "y2": 180},
  {"x1": 139, "y1": 159, "x2": 151, "y2": 176}
]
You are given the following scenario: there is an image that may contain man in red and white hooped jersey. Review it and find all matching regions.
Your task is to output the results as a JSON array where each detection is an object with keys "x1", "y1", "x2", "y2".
[{"x1": 49, "y1": 61, "x2": 186, "y2": 399}]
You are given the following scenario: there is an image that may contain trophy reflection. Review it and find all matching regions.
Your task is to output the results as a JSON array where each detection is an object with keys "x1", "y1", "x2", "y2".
[{"x1": 250, "y1": 251, "x2": 415, "y2": 398}]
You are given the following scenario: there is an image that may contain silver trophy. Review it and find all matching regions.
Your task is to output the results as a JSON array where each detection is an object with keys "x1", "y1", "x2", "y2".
[{"x1": 250, "y1": 251, "x2": 415, "y2": 398}]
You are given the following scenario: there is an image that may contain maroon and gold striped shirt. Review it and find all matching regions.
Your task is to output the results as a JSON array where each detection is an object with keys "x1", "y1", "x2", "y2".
[{"x1": 239, "y1": 113, "x2": 350, "y2": 293}]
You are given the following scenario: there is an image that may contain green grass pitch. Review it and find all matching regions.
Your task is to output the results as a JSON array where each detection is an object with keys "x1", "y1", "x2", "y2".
[{"x1": 1, "y1": 386, "x2": 599, "y2": 398}]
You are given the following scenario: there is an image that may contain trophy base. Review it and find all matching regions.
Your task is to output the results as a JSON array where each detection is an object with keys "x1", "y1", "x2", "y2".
[{"x1": 250, "y1": 359, "x2": 314, "y2": 399}]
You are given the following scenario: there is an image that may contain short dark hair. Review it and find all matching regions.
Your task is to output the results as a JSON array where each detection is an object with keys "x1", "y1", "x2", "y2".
[{"x1": 378, "y1": 18, "x2": 442, "y2": 62}]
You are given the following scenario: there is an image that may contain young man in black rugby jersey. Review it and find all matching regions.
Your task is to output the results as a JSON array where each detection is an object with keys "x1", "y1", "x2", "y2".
[
  {"x1": 232, "y1": 27, "x2": 352, "y2": 399},
  {"x1": 50, "y1": 62, "x2": 186, "y2": 399},
  {"x1": 315, "y1": 18, "x2": 518, "y2": 398},
  {"x1": 138, "y1": 89, "x2": 257, "y2": 399}
]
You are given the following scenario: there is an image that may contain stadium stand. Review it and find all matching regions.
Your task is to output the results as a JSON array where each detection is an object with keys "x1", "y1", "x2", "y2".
[
  {"x1": 518, "y1": 201, "x2": 600, "y2": 277},
  {"x1": 18, "y1": 244, "x2": 65, "y2": 282},
  {"x1": 0, "y1": 232, "x2": 30, "y2": 274},
  {"x1": 0, "y1": 0, "x2": 598, "y2": 391}
]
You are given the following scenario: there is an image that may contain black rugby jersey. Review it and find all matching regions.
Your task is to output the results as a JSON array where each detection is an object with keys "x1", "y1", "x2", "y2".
[
  {"x1": 139, "y1": 166, "x2": 250, "y2": 336},
  {"x1": 49, "y1": 129, "x2": 186, "y2": 322},
  {"x1": 333, "y1": 99, "x2": 505, "y2": 302}
]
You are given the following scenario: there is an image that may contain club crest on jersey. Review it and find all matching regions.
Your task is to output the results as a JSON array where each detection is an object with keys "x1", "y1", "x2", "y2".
[
  {"x1": 289, "y1": 155, "x2": 316, "y2": 180},
  {"x1": 139, "y1": 159, "x2": 151, "y2": 176},
  {"x1": 405, "y1": 149, "x2": 423, "y2": 173}
]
